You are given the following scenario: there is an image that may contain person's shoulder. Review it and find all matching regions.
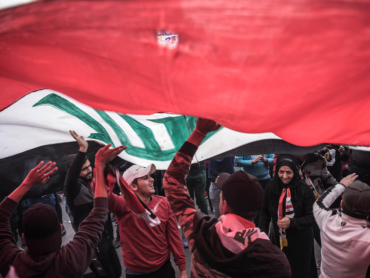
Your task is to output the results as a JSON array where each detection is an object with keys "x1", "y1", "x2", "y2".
[
  {"x1": 152, "y1": 195, "x2": 169, "y2": 207},
  {"x1": 307, "y1": 153, "x2": 325, "y2": 163},
  {"x1": 297, "y1": 180, "x2": 316, "y2": 198},
  {"x1": 297, "y1": 179, "x2": 310, "y2": 188},
  {"x1": 249, "y1": 239, "x2": 291, "y2": 276},
  {"x1": 264, "y1": 180, "x2": 274, "y2": 191},
  {"x1": 252, "y1": 238, "x2": 284, "y2": 254}
]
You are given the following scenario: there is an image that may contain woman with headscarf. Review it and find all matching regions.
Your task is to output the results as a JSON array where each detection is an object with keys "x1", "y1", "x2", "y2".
[{"x1": 259, "y1": 154, "x2": 317, "y2": 278}]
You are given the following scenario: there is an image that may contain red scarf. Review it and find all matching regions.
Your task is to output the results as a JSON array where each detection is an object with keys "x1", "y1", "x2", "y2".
[{"x1": 278, "y1": 188, "x2": 294, "y2": 249}]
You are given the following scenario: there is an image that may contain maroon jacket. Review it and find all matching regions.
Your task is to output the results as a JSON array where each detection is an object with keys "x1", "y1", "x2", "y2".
[
  {"x1": 163, "y1": 142, "x2": 291, "y2": 278},
  {"x1": 0, "y1": 197, "x2": 108, "y2": 278}
]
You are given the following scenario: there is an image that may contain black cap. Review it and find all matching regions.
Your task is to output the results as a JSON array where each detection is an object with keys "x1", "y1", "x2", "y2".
[
  {"x1": 221, "y1": 171, "x2": 264, "y2": 219},
  {"x1": 342, "y1": 181, "x2": 370, "y2": 219},
  {"x1": 23, "y1": 203, "x2": 61, "y2": 255}
]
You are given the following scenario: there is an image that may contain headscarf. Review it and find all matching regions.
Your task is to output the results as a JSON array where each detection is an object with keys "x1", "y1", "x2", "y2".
[
  {"x1": 273, "y1": 154, "x2": 300, "y2": 249},
  {"x1": 273, "y1": 154, "x2": 300, "y2": 189}
]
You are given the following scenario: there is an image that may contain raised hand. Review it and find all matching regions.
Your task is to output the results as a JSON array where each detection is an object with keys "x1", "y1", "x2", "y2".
[
  {"x1": 69, "y1": 130, "x2": 88, "y2": 152},
  {"x1": 9, "y1": 161, "x2": 58, "y2": 203},
  {"x1": 95, "y1": 144, "x2": 127, "y2": 166},
  {"x1": 340, "y1": 173, "x2": 358, "y2": 187},
  {"x1": 195, "y1": 118, "x2": 221, "y2": 136},
  {"x1": 94, "y1": 145, "x2": 126, "y2": 198},
  {"x1": 23, "y1": 161, "x2": 58, "y2": 187}
]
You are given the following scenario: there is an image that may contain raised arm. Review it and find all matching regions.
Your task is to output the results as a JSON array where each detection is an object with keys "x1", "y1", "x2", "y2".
[
  {"x1": 64, "y1": 130, "x2": 89, "y2": 199},
  {"x1": 321, "y1": 160, "x2": 338, "y2": 188},
  {"x1": 165, "y1": 201, "x2": 187, "y2": 277},
  {"x1": 0, "y1": 162, "x2": 57, "y2": 276},
  {"x1": 9, "y1": 161, "x2": 58, "y2": 203},
  {"x1": 313, "y1": 173, "x2": 357, "y2": 229},
  {"x1": 235, "y1": 156, "x2": 253, "y2": 167},
  {"x1": 60, "y1": 144, "x2": 126, "y2": 277},
  {"x1": 163, "y1": 118, "x2": 220, "y2": 242}
]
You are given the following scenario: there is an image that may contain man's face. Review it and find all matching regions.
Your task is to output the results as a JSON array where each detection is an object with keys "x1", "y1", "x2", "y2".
[
  {"x1": 134, "y1": 174, "x2": 155, "y2": 197},
  {"x1": 80, "y1": 159, "x2": 93, "y2": 180}
]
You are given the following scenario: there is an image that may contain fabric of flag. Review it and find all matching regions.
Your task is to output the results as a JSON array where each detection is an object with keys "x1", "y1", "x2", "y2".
[
  {"x1": 0, "y1": 0, "x2": 370, "y2": 148},
  {"x1": 0, "y1": 89, "x2": 328, "y2": 199}
]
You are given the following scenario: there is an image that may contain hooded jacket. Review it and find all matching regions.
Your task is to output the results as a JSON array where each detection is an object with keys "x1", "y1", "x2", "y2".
[
  {"x1": 0, "y1": 197, "x2": 108, "y2": 278},
  {"x1": 163, "y1": 142, "x2": 291, "y2": 278}
]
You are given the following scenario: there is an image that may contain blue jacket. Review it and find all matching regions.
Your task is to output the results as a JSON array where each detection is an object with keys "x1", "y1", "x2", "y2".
[
  {"x1": 208, "y1": 157, "x2": 235, "y2": 179},
  {"x1": 235, "y1": 154, "x2": 274, "y2": 180}
]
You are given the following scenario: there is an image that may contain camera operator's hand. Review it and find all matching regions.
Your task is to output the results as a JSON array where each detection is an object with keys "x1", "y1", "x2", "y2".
[{"x1": 340, "y1": 173, "x2": 358, "y2": 187}]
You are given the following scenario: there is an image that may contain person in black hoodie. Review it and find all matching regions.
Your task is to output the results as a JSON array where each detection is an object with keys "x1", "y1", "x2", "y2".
[
  {"x1": 259, "y1": 154, "x2": 317, "y2": 278},
  {"x1": 163, "y1": 118, "x2": 291, "y2": 278},
  {"x1": 64, "y1": 130, "x2": 121, "y2": 278}
]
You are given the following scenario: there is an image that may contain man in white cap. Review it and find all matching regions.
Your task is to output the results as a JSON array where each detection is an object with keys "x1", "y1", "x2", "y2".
[{"x1": 108, "y1": 164, "x2": 187, "y2": 278}]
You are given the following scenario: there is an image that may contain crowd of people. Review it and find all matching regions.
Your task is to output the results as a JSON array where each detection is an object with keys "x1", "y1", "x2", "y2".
[{"x1": 0, "y1": 118, "x2": 370, "y2": 278}]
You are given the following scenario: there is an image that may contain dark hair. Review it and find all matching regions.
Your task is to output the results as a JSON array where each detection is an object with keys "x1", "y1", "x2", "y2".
[
  {"x1": 67, "y1": 154, "x2": 88, "y2": 169},
  {"x1": 228, "y1": 205, "x2": 257, "y2": 222},
  {"x1": 131, "y1": 178, "x2": 138, "y2": 185}
]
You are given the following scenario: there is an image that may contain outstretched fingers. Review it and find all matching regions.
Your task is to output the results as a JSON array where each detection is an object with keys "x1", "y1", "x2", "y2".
[
  {"x1": 39, "y1": 161, "x2": 54, "y2": 173},
  {"x1": 101, "y1": 143, "x2": 111, "y2": 151},
  {"x1": 111, "y1": 145, "x2": 127, "y2": 154},
  {"x1": 35, "y1": 160, "x2": 45, "y2": 170},
  {"x1": 96, "y1": 144, "x2": 127, "y2": 164},
  {"x1": 44, "y1": 166, "x2": 58, "y2": 177},
  {"x1": 69, "y1": 130, "x2": 79, "y2": 140}
]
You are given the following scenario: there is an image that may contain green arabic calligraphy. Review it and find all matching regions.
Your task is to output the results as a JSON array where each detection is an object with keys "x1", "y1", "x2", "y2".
[{"x1": 33, "y1": 93, "x2": 222, "y2": 161}]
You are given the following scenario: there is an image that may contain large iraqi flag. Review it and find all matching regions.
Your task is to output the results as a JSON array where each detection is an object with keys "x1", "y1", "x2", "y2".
[
  {"x1": 0, "y1": 90, "x2": 326, "y2": 198},
  {"x1": 1, "y1": 0, "x2": 370, "y2": 147},
  {"x1": 1, "y1": 0, "x2": 370, "y2": 198}
]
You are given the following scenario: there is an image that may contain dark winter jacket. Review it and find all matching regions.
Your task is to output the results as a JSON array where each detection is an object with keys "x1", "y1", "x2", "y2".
[
  {"x1": 164, "y1": 142, "x2": 291, "y2": 278},
  {"x1": 259, "y1": 179, "x2": 316, "y2": 247}
]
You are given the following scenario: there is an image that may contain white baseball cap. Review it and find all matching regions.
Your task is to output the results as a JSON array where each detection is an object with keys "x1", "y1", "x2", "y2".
[{"x1": 122, "y1": 164, "x2": 157, "y2": 185}]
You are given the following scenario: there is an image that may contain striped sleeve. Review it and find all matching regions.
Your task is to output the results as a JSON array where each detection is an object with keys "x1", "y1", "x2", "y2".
[{"x1": 313, "y1": 183, "x2": 345, "y2": 230}]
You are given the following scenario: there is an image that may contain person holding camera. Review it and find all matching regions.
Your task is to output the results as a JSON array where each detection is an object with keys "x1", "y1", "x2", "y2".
[{"x1": 318, "y1": 145, "x2": 348, "y2": 182}]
